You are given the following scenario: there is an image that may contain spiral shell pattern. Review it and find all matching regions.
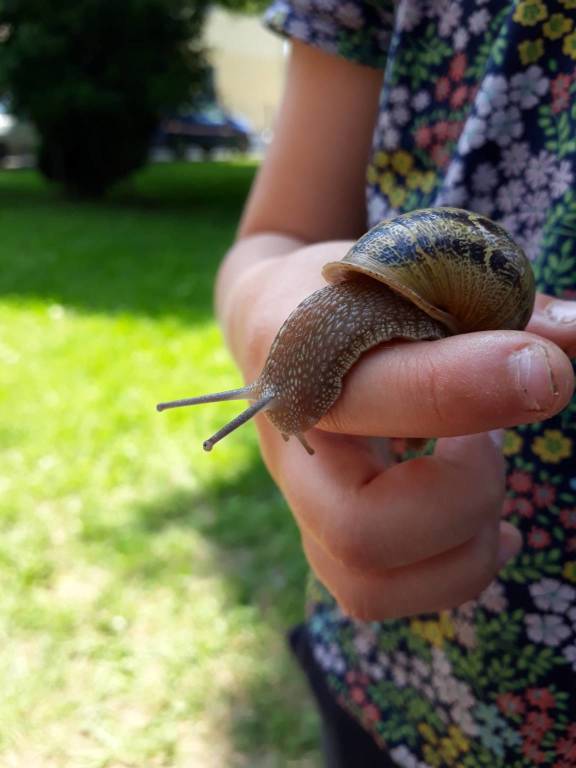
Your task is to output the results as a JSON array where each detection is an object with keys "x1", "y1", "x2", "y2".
[{"x1": 322, "y1": 208, "x2": 535, "y2": 334}]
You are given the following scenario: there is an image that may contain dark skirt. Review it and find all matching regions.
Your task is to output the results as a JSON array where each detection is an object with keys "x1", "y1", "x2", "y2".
[{"x1": 288, "y1": 624, "x2": 397, "y2": 768}]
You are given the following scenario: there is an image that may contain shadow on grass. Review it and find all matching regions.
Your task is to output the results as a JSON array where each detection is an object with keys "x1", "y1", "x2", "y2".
[
  {"x1": 86, "y1": 451, "x2": 307, "y2": 628},
  {"x1": 0, "y1": 162, "x2": 257, "y2": 325},
  {"x1": 82, "y1": 448, "x2": 321, "y2": 762}
]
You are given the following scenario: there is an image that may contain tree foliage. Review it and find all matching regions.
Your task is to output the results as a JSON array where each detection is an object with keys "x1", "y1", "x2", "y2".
[
  {"x1": 216, "y1": 0, "x2": 268, "y2": 12},
  {"x1": 0, "y1": 0, "x2": 210, "y2": 196}
]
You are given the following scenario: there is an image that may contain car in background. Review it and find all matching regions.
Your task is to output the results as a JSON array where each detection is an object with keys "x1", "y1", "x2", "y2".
[
  {"x1": 154, "y1": 103, "x2": 252, "y2": 159},
  {"x1": 0, "y1": 101, "x2": 37, "y2": 162}
]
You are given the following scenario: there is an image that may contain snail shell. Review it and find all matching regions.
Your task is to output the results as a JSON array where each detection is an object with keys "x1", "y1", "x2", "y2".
[
  {"x1": 323, "y1": 208, "x2": 535, "y2": 333},
  {"x1": 157, "y1": 207, "x2": 535, "y2": 455}
]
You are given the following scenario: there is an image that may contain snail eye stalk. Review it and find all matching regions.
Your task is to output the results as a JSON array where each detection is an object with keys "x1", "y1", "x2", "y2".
[{"x1": 156, "y1": 387, "x2": 275, "y2": 452}]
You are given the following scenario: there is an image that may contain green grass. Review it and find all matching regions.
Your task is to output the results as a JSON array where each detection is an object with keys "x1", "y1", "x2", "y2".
[{"x1": 0, "y1": 164, "x2": 320, "y2": 767}]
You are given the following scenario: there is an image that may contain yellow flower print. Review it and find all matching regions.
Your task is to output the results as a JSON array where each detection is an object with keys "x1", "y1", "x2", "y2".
[
  {"x1": 389, "y1": 187, "x2": 407, "y2": 207},
  {"x1": 513, "y1": 0, "x2": 548, "y2": 26},
  {"x1": 418, "y1": 722, "x2": 439, "y2": 745},
  {"x1": 448, "y1": 725, "x2": 470, "y2": 752},
  {"x1": 503, "y1": 430, "x2": 523, "y2": 456},
  {"x1": 532, "y1": 429, "x2": 572, "y2": 463},
  {"x1": 518, "y1": 38, "x2": 545, "y2": 64},
  {"x1": 563, "y1": 30, "x2": 576, "y2": 59},
  {"x1": 560, "y1": 0, "x2": 576, "y2": 8},
  {"x1": 373, "y1": 150, "x2": 390, "y2": 168},
  {"x1": 423, "y1": 744, "x2": 442, "y2": 768},
  {"x1": 437, "y1": 724, "x2": 471, "y2": 766},
  {"x1": 406, "y1": 171, "x2": 424, "y2": 190},
  {"x1": 564, "y1": 562, "x2": 576, "y2": 583},
  {"x1": 439, "y1": 737, "x2": 459, "y2": 765},
  {"x1": 373, "y1": 150, "x2": 435, "y2": 204},
  {"x1": 411, "y1": 612, "x2": 455, "y2": 647},
  {"x1": 420, "y1": 171, "x2": 436, "y2": 193},
  {"x1": 411, "y1": 619, "x2": 439, "y2": 646},
  {"x1": 543, "y1": 13, "x2": 574, "y2": 39},
  {"x1": 439, "y1": 611, "x2": 455, "y2": 638},
  {"x1": 391, "y1": 149, "x2": 414, "y2": 175},
  {"x1": 367, "y1": 164, "x2": 378, "y2": 185},
  {"x1": 405, "y1": 169, "x2": 436, "y2": 193},
  {"x1": 379, "y1": 171, "x2": 395, "y2": 195}
]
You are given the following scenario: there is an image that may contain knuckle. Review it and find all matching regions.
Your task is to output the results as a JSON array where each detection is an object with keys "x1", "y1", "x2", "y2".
[
  {"x1": 291, "y1": 493, "x2": 383, "y2": 575},
  {"x1": 464, "y1": 491, "x2": 504, "y2": 536},
  {"x1": 458, "y1": 554, "x2": 497, "y2": 603},
  {"x1": 412, "y1": 351, "x2": 452, "y2": 431},
  {"x1": 485, "y1": 483, "x2": 506, "y2": 519},
  {"x1": 319, "y1": 397, "x2": 352, "y2": 434},
  {"x1": 338, "y1": 595, "x2": 365, "y2": 620},
  {"x1": 326, "y1": 518, "x2": 378, "y2": 573},
  {"x1": 468, "y1": 479, "x2": 506, "y2": 529},
  {"x1": 339, "y1": 587, "x2": 392, "y2": 623}
]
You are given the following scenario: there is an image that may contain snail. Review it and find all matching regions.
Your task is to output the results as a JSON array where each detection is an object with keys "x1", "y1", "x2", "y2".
[{"x1": 157, "y1": 207, "x2": 535, "y2": 455}]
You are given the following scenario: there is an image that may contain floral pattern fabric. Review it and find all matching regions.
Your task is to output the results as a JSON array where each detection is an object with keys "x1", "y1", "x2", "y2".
[{"x1": 265, "y1": 1, "x2": 576, "y2": 765}]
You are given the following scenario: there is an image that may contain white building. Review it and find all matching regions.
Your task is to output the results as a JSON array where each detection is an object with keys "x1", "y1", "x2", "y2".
[{"x1": 205, "y1": 8, "x2": 287, "y2": 135}]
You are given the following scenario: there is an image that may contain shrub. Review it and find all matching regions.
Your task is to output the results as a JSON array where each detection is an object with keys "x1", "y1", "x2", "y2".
[{"x1": 0, "y1": 0, "x2": 209, "y2": 197}]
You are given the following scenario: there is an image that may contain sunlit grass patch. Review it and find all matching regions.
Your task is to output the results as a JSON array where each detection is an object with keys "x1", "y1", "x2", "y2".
[{"x1": 0, "y1": 164, "x2": 319, "y2": 766}]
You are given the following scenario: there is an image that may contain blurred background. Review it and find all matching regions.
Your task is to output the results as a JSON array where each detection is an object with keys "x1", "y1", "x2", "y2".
[{"x1": 0, "y1": 1, "x2": 320, "y2": 765}]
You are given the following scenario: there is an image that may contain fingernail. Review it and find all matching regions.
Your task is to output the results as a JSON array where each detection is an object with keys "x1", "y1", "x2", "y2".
[
  {"x1": 497, "y1": 525, "x2": 522, "y2": 568},
  {"x1": 545, "y1": 300, "x2": 576, "y2": 325},
  {"x1": 509, "y1": 344, "x2": 559, "y2": 412}
]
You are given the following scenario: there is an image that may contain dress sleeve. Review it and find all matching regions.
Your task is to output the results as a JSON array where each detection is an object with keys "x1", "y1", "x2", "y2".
[{"x1": 263, "y1": 0, "x2": 395, "y2": 69}]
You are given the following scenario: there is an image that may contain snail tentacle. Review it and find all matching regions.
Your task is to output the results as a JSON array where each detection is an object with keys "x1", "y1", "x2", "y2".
[
  {"x1": 202, "y1": 393, "x2": 276, "y2": 452},
  {"x1": 156, "y1": 385, "x2": 257, "y2": 412}
]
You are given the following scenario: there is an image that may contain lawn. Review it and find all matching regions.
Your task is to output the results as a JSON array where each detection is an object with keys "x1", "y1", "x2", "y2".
[{"x1": 0, "y1": 163, "x2": 320, "y2": 767}]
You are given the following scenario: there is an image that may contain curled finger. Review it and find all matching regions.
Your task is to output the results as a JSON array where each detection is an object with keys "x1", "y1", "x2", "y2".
[
  {"x1": 274, "y1": 431, "x2": 506, "y2": 575},
  {"x1": 302, "y1": 520, "x2": 521, "y2": 621}
]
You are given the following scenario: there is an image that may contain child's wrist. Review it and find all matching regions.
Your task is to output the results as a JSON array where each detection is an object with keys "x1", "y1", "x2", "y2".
[
  {"x1": 215, "y1": 234, "x2": 306, "y2": 379},
  {"x1": 215, "y1": 237, "x2": 357, "y2": 384}
]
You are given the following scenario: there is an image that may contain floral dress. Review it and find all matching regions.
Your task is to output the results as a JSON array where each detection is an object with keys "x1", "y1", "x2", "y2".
[{"x1": 264, "y1": 1, "x2": 576, "y2": 765}]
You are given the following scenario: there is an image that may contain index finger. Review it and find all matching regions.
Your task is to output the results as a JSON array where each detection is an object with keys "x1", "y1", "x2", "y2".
[{"x1": 316, "y1": 330, "x2": 574, "y2": 438}]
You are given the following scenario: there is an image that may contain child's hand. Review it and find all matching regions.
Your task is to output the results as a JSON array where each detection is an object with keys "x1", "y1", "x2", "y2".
[
  {"x1": 221, "y1": 238, "x2": 576, "y2": 621},
  {"x1": 214, "y1": 39, "x2": 576, "y2": 621}
]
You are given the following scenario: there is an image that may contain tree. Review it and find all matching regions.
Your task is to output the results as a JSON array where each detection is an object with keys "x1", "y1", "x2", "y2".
[
  {"x1": 216, "y1": 0, "x2": 267, "y2": 11},
  {"x1": 0, "y1": 0, "x2": 209, "y2": 197}
]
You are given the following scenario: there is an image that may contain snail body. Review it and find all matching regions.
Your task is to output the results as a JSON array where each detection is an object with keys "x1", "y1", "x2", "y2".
[{"x1": 157, "y1": 208, "x2": 535, "y2": 455}]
